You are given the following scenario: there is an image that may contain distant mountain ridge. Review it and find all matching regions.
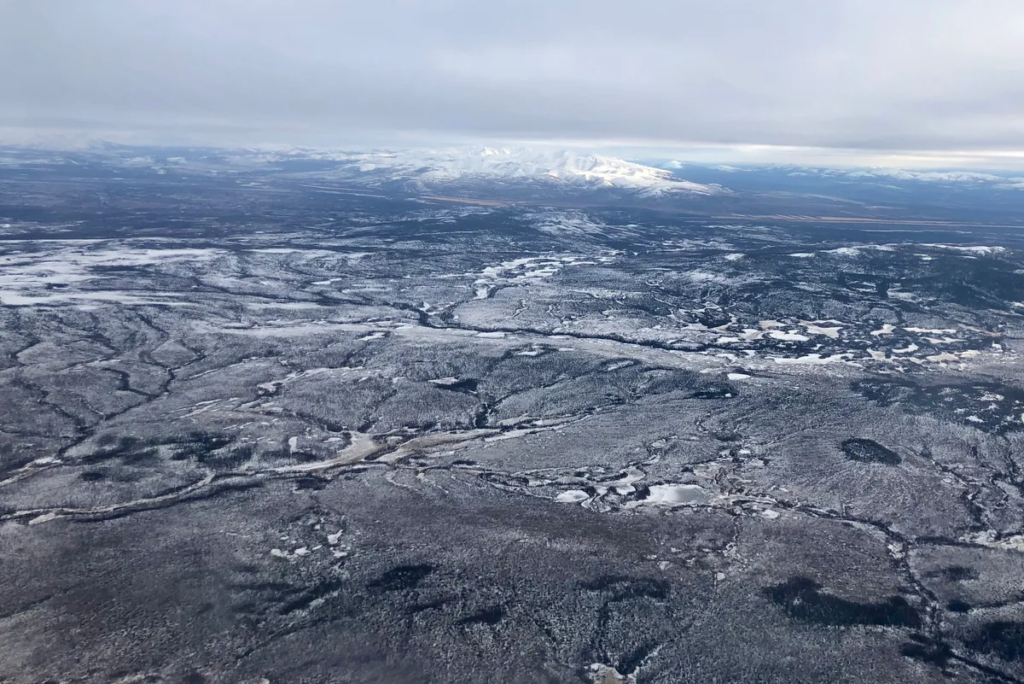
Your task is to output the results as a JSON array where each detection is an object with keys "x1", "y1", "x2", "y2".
[
  {"x1": 243, "y1": 146, "x2": 722, "y2": 197},
  {"x1": 353, "y1": 147, "x2": 718, "y2": 196},
  {"x1": 659, "y1": 160, "x2": 1024, "y2": 189}
]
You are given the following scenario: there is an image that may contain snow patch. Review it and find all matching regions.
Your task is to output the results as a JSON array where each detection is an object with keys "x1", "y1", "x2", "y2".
[
  {"x1": 643, "y1": 484, "x2": 709, "y2": 506},
  {"x1": 556, "y1": 490, "x2": 590, "y2": 504}
]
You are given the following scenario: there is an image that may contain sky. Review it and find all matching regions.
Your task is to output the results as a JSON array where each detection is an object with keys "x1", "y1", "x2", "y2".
[{"x1": 3, "y1": 0, "x2": 1024, "y2": 168}]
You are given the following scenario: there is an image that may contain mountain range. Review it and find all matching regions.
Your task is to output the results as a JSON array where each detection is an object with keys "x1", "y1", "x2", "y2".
[{"x1": 265, "y1": 146, "x2": 721, "y2": 197}]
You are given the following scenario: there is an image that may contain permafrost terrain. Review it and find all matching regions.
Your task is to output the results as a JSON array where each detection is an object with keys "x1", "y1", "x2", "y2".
[{"x1": 3, "y1": 147, "x2": 1024, "y2": 683}]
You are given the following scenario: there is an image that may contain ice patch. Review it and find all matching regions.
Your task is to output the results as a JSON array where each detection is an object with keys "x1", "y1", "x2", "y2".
[
  {"x1": 28, "y1": 512, "x2": 59, "y2": 526},
  {"x1": 644, "y1": 484, "x2": 709, "y2": 506},
  {"x1": 685, "y1": 270, "x2": 733, "y2": 285},
  {"x1": 825, "y1": 244, "x2": 895, "y2": 255},
  {"x1": 774, "y1": 353, "x2": 850, "y2": 365},
  {"x1": 802, "y1": 322, "x2": 842, "y2": 339},
  {"x1": 905, "y1": 327, "x2": 957, "y2": 334},
  {"x1": 556, "y1": 490, "x2": 590, "y2": 504},
  {"x1": 922, "y1": 244, "x2": 1007, "y2": 255},
  {"x1": 738, "y1": 328, "x2": 765, "y2": 341},
  {"x1": 589, "y1": 663, "x2": 636, "y2": 684},
  {"x1": 767, "y1": 330, "x2": 810, "y2": 342},
  {"x1": 923, "y1": 336, "x2": 962, "y2": 345}
]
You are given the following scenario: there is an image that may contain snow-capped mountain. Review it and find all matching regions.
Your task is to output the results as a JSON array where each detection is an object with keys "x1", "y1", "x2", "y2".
[
  {"x1": 346, "y1": 147, "x2": 718, "y2": 196},
  {"x1": 241, "y1": 146, "x2": 720, "y2": 197}
]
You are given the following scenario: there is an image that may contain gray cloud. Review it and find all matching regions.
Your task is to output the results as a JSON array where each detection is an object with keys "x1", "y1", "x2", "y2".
[{"x1": 2, "y1": 0, "x2": 1024, "y2": 160}]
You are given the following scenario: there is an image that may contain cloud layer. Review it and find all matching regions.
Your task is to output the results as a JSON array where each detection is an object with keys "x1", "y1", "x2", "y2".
[{"x1": 3, "y1": 0, "x2": 1023, "y2": 160}]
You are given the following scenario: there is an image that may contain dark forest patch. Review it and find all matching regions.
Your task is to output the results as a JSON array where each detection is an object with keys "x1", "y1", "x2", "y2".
[
  {"x1": 841, "y1": 438, "x2": 901, "y2": 465},
  {"x1": 965, "y1": 621, "x2": 1024, "y2": 663},
  {"x1": 852, "y1": 379, "x2": 1024, "y2": 434},
  {"x1": 367, "y1": 564, "x2": 435, "y2": 592},
  {"x1": 457, "y1": 605, "x2": 505, "y2": 626},
  {"x1": 763, "y1": 577, "x2": 921, "y2": 628}
]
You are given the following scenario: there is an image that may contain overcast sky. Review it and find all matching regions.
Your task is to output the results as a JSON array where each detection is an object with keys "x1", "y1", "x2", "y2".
[{"x1": 3, "y1": 0, "x2": 1024, "y2": 167}]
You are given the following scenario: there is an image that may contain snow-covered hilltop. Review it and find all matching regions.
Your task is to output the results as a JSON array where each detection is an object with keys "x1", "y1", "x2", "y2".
[
  {"x1": 348, "y1": 147, "x2": 718, "y2": 196},
  {"x1": 242, "y1": 146, "x2": 721, "y2": 197}
]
